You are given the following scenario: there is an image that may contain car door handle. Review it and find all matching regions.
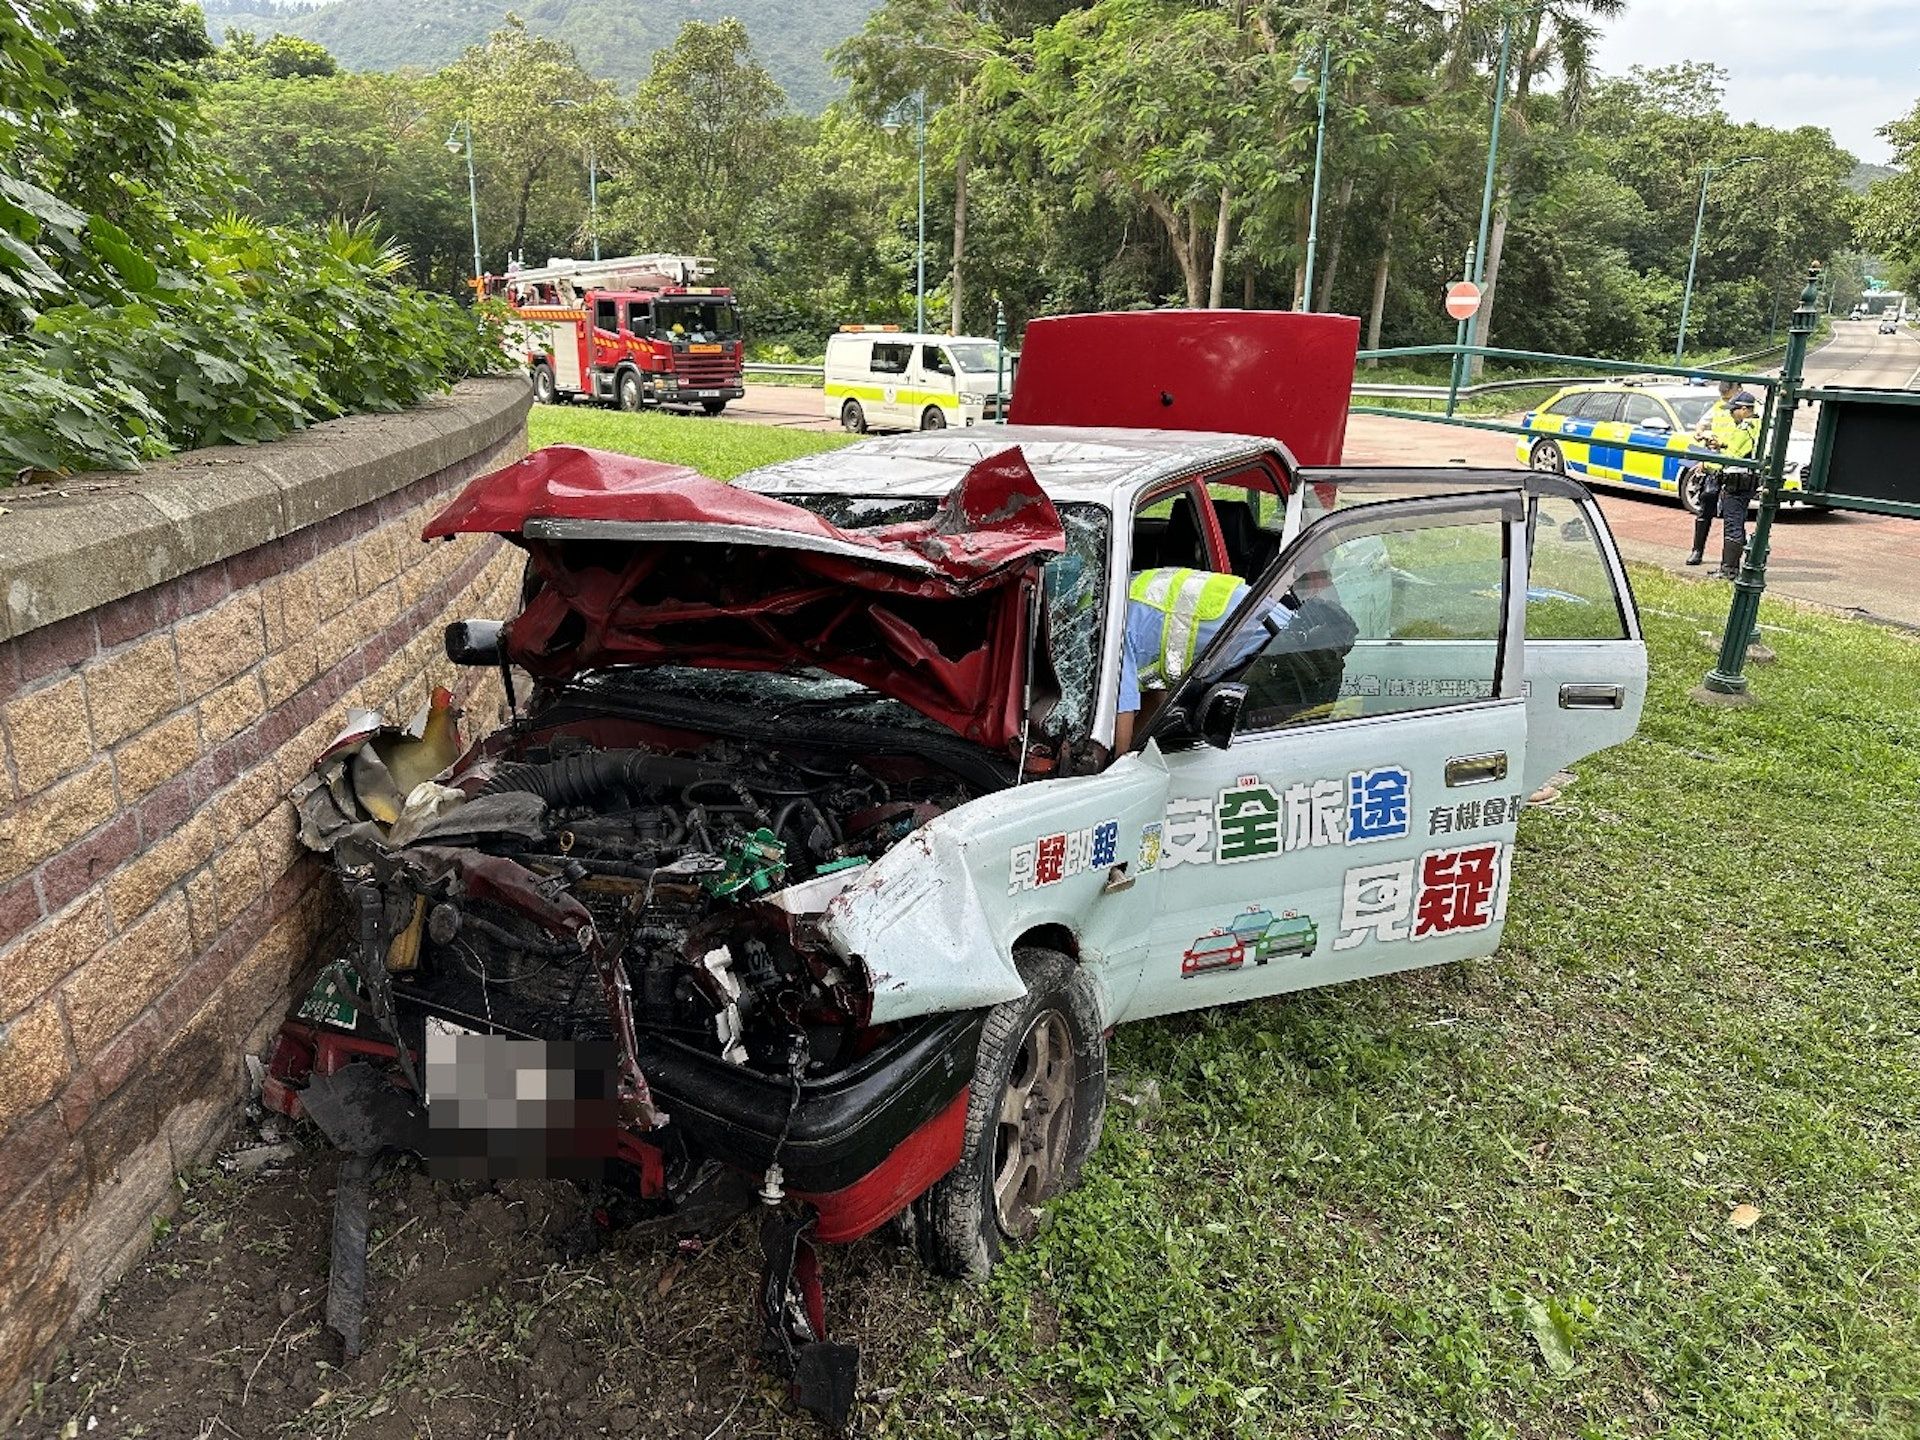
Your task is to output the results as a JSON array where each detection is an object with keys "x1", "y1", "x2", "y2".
[
  {"x1": 1559, "y1": 683, "x2": 1624, "y2": 710},
  {"x1": 1445, "y1": 752, "x2": 1508, "y2": 786}
]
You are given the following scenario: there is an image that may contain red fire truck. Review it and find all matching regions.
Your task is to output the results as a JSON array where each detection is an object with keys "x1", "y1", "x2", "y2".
[{"x1": 480, "y1": 254, "x2": 746, "y2": 415}]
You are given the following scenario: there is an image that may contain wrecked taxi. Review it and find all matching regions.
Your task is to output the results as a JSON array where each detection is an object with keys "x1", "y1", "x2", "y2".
[{"x1": 266, "y1": 426, "x2": 1647, "y2": 1416}]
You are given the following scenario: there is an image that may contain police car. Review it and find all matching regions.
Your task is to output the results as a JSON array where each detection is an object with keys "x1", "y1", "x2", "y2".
[{"x1": 1515, "y1": 380, "x2": 1807, "y2": 516}]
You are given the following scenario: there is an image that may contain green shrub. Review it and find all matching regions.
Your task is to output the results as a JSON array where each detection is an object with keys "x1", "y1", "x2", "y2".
[{"x1": 0, "y1": 0, "x2": 514, "y2": 479}]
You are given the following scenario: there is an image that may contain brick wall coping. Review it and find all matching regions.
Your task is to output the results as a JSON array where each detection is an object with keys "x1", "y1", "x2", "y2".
[{"x1": 0, "y1": 379, "x2": 532, "y2": 645}]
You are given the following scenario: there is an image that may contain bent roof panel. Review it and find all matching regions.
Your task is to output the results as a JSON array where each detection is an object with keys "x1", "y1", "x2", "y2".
[{"x1": 736, "y1": 426, "x2": 1295, "y2": 506}]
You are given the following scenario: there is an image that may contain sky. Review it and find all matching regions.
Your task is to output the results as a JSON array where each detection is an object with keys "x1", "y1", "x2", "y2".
[{"x1": 1591, "y1": 0, "x2": 1915, "y2": 165}]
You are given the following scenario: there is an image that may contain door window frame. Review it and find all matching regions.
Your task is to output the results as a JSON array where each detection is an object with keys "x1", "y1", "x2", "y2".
[{"x1": 1142, "y1": 488, "x2": 1529, "y2": 751}]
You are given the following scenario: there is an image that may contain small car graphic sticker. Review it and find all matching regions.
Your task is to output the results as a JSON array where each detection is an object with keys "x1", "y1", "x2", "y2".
[{"x1": 1181, "y1": 908, "x2": 1319, "y2": 977}]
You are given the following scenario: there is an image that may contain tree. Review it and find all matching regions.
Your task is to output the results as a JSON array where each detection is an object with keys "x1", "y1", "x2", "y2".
[
  {"x1": 437, "y1": 17, "x2": 614, "y2": 261},
  {"x1": 834, "y1": 0, "x2": 1067, "y2": 333},
  {"x1": 996, "y1": 0, "x2": 1275, "y2": 307},
  {"x1": 1459, "y1": 0, "x2": 1624, "y2": 368},
  {"x1": 609, "y1": 19, "x2": 789, "y2": 264},
  {"x1": 1859, "y1": 99, "x2": 1920, "y2": 287},
  {"x1": 205, "y1": 31, "x2": 340, "y2": 79}
]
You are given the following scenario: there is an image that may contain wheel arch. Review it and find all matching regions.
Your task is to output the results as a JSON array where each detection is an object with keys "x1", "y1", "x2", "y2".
[{"x1": 1012, "y1": 923, "x2": 1080, "y2": 961}]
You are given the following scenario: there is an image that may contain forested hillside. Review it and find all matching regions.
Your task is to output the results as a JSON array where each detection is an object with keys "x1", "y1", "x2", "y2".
[{"x1": 197, "y1": 0, "x2": 877, "y2": 110}]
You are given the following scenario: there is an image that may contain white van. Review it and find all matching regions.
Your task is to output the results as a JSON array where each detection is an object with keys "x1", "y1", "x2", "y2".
[{"x1": 823, "y1": 330, "x2": 1010, "y2": 433}]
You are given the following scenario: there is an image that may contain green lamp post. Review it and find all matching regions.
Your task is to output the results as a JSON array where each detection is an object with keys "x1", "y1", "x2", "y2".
[
  {"x1": 883, "y1": 94, "x2": 929, "y2": 334},
  {"x1": 1291, "y1": 41, "x2": 1331, "y2": 311},
  {"x1": 1675, "y1": 156, "x2": 1761, "y2": 363},
  {"x1": 445, "y1": 118, "x2": 482, "y2": 283},
  {"x1": 1696, "y1": 261, "x2": 1822, "y2": 704}
]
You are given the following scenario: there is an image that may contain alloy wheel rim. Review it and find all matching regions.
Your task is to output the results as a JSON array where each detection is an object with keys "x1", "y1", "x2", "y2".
[{"x1": 992, "y1": 1009, "x2": 1076, "y2": 1239}]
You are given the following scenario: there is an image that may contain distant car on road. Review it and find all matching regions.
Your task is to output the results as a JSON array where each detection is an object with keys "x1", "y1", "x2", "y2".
[
  {"x1": 1515, "y1": 380, "x2": 1808, "y2": 516},
  {"x1": 1879, "y1": 319, "x2": 1898, "y2": 335}
]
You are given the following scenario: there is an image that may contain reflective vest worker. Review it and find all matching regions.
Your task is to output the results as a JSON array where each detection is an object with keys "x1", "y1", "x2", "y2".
[
  {"x1": 1115, "y1": 567, "x2": 1351, "y2": 751},
  {"x1": 1711, "y1": 392, "x2": 1763, "y2": 579},
  {"x1": 1686, "y1": 380, "x2": 1740, "y2": 567}
]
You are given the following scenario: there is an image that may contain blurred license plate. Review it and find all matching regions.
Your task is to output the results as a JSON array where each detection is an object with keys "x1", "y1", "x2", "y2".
[
  {"x1": 696, "y1": 390, "x2": 720, "y2": 398},
  {"x1": 422, "y1": 1016, "x2": 617, "y2": 1179}
]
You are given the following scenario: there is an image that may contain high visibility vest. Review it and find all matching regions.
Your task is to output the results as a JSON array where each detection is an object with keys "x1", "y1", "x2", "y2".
[
  {"x1": 1704, "y1": 401, "x2": 1736, "y2": 447},
  {"x1": 1719, "y1": 416, "x2": 1760, "y2": 464},
  {"x1": 1128, "y1": 568, "x2": 1245, "y2": 687}
]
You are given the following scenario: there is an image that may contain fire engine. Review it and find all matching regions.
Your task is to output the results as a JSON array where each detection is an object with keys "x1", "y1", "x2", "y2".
[{"x1": 479, "y1": 254, "x2": 746, "y2": 414}]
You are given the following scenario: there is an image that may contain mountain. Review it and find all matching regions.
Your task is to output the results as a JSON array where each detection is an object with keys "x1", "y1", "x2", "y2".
[
  {"x1": 1847, "y1": 161, "x2": 1897, "y2": 194},
  {"x1": 198, "y1": 0, "x2": 881, "y2": 112}
]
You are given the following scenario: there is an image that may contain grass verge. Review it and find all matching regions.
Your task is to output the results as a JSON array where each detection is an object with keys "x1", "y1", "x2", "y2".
[
  {"x1": 526, "y1": 405, "x2": 852, "y2": 480},
  {"x1": 880, "y1": 564, "x2": 1920, "y2": 1438}
]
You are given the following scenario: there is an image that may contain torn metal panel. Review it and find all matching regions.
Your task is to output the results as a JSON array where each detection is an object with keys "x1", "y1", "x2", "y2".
[{"x1": 422, "y1": 445, "x2": 1066, "y2": 752}]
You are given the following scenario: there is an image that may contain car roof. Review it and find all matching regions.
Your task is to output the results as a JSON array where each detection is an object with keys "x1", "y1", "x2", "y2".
[
  {"x1": 734, "y1": 426, "x2": 1291, "y2": 507},
  {"x1": 1555, "y1": 379, "x2": 1714, "y2": 399}
]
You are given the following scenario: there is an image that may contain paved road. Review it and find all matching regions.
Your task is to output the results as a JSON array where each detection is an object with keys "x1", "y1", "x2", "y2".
[{"x1": 721, "y1": 318, "x2": 1920, "y2": 626}]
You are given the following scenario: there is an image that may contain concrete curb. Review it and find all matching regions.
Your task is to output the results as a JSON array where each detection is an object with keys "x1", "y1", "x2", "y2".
[{"x1": 0, "y1": 379, "x2": 532, "y2": 643}]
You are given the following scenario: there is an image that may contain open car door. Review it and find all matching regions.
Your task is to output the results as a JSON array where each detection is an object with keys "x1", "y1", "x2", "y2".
[
  {"x1": 1121, "y1": 484, "x2": 1531, "y2": 1023},
  {"x1": 1285, "y1": 469, "x2": 1648, "y2": 794}
]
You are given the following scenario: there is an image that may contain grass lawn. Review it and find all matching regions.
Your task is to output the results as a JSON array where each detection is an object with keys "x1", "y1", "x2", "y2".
[
  {"x1": 880, "y1": 567, "x2": 1920, "y2": 1439},
  {"x1": 526, "y1": 404, "x2": 851, "y2": 479}
]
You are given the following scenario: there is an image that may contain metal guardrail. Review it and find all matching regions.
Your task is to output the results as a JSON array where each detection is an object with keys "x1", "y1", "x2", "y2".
[
  {"x1": 742, "y1": 363, "x2": 825, "y2": 377},
  {"x1": 746, "y1": 337, "x2": 1796, "y2": 400}
]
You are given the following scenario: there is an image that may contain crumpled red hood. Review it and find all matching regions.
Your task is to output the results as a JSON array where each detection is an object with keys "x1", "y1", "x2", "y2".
[{"x1": 423, "y1": 445, "x2": 1066, "y2": 751}]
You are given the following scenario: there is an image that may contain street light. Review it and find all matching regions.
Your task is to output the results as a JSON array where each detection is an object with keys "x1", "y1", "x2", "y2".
[
  {"x1": 882, "y1": 93, "x2": 927, "y2": 334},
  {"x1": 445, "y1": 118, "x2": 482, "y2": 285},
  {"x1": 553, "y1": 99, "x2": 600, "y2": 262},
  {"x1": 1293, "y1": 41, "x2": 1330, "y2": 311},
  {"x1": 1675, "y1": 156, "x2": 1761, "y2": 363}
]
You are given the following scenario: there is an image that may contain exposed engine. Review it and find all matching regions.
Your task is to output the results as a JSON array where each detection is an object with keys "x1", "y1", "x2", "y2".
[{"x1": 296, "y1": 709, "x2": 979, "y2": 1086}]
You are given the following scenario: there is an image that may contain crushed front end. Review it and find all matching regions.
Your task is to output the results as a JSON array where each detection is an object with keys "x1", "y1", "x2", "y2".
[{"x1": 259, "y1": 444, "x2": 1067, "y2": 1424}]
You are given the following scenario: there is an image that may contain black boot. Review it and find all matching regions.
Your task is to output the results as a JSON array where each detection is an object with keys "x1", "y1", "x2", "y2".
[
  {"x1": 1715, "y1": 538, "x2": 1745, "y2": 579},
  {"x1": 1685, "y1": 514, "x2": 1711, "y2": 566}
]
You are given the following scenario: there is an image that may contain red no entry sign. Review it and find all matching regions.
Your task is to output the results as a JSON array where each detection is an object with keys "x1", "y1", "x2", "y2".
[{"x1": 1445, "y1": 281, "x2": 1482, "y2": 321}]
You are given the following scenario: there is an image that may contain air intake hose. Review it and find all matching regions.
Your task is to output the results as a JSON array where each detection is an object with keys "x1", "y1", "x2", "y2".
[{"x1": 478, "y1": 749, "x2": 723, "y2": 809}]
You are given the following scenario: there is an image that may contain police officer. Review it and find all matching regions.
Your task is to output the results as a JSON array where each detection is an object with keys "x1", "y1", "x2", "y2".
[
  {"x1": 1710, "y1": 391, "x2": 1762, "y2": 578},
  {"x1": 1113, "y1": 566, "x2": 1354, "y2": 751},
  {"x1": 1684, "y1": 380, "x2": 1740, "y2": 566}
]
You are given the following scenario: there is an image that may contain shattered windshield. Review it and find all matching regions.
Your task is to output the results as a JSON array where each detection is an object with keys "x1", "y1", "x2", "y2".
[
  {"x1": 577, "y1": 666, "x2": 959, "y2": 738},
  {"x1": 773, "y1": 495, "x2": 1110, "y2": 743}
]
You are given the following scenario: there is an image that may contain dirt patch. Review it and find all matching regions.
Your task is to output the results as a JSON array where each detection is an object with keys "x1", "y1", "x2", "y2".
[{"x1": 13, "y1": 1119, "x2": 950, "y2": 1439}]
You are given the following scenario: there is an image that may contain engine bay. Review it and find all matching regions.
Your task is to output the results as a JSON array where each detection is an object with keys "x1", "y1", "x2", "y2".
[{"x1": 293, "y1": 692, "x2": 986, "y2": 1096}]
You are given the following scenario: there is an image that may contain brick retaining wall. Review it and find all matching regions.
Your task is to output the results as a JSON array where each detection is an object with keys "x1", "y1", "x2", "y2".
[{"x1": 0, "y1": 379, "x2": 532, "y2": 1414}]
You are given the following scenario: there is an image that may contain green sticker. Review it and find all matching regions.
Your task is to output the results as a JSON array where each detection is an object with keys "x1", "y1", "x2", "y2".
[{"x1": 297, "y1": 966, "x2": 362, "y2": 1031}]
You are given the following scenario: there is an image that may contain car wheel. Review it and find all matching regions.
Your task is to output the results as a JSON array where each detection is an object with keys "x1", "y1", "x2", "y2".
[
  {"x1": 916, "y1": 947, "x2": 1106, "y2": 1281},
  {"x1": 1679, "y1": 465, "x2": 1711, "y2": 518},
  {"x1": 701, "y1": 399, "x2": 727, "y2": 416},
  {"x1": 1528, "y1": 438, "x2": 1565, "y2": 475},
  {"x1": 920, "y1": 405, "x2": 948, "y2": 431},
  {"x1": 532, "y1": 364, "x2": 557, "y2": 405},
  {"x1": 618, "y1": 372, "x2": 643, "y2": 412},
  {"x1": 840, "y1": 399, "x2": 867, "y2": 434}
]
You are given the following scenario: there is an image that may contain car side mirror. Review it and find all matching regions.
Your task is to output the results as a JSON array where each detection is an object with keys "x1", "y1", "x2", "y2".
[
  {"x1": 1640, "y1": 417, "x2": 1671, "y2": 433},
  {"x1": 1197, "y1": 682, "x2": 1248, "y2": 750},
  {"x1": 445, "y1": 619, "x2": 504, "y2": 667}
]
